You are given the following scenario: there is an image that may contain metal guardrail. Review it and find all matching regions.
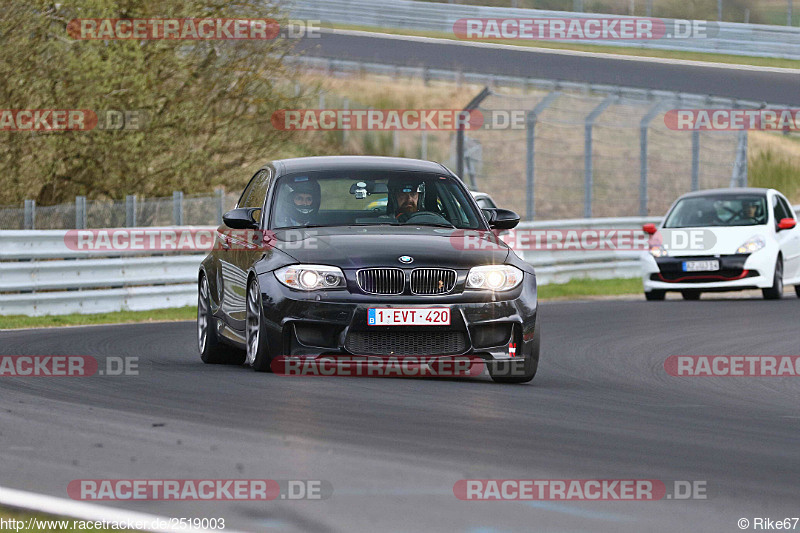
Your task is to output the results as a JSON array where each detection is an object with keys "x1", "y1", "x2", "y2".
[
  {"x1": 1, "y1": 209, "x2": 796, "y2": 316},
  {"x1": 288, "y1": 0, "x2": 800, "y2": 59},
  {"x1": 0, "y1": 228, "x2": 208, "y2": 317}
]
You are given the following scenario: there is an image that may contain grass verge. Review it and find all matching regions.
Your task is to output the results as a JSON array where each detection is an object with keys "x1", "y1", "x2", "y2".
[
  {"x1": 0, "y1": 307, "x2": 196, "y2": 330},
  {"x1": 538, "y1": 277, "x2": 642, "y2": 299},
  {"x1": 331, "y1": 24, "x2": 800, "y2": 70},
  {"x1": 0, "y1": 505, "x2": 117, "y2": 532}
]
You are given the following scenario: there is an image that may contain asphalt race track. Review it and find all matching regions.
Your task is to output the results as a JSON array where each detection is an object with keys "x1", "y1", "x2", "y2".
[
  {"x1": 1, "y1": 297, "x2": 799, "y2": 532},
  {"x1": 295, "y1": 30, "x2": 800, "y2": 106}
]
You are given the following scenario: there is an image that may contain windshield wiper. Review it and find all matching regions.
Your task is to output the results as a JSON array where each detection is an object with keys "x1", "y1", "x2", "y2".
[
  {"x1": 408, "y1": 222, "x2": 456, "y2": 229},
  {"x1": 274, "y1": 224, "x2": 332, "y2": 230}
]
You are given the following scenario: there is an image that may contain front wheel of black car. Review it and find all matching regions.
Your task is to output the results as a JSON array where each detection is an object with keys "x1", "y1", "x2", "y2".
[
  {"x1": 246, "y1": 278, "x2": 273, "y2": 372},
  {"x1": 198, "y1": 275, "x2": 245, "y2": 365},
  {"x1": 489, "y1": 320, "x2": 540, "y2": 384}
]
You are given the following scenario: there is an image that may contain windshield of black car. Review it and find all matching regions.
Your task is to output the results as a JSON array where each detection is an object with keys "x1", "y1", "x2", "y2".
[
  {"x1": 663, "y1": 194, "x2": 768, "y2": 228},
  {"x1": 270, "y1": 171, "x2": 484, "y2": 230}
]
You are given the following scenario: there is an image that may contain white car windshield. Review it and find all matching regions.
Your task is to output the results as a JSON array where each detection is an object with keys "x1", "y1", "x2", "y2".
[{"x1": 663, "y1": 194, "x2": 768, "y2": 228}]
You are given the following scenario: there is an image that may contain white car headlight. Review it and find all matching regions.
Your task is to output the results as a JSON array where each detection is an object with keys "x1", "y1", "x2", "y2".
[
  {"x1": 649, "y1": 245, "x2": 668, "y2": 258},
  {"x1": 275, "y1": 265, "x2": 346, "y2": 290},
  {"x1": 736, "y1": 235, "x2": 766, "y2": 254},
  {"x1": 466, "y1": 265, "x2": 523, "y2": 291}
]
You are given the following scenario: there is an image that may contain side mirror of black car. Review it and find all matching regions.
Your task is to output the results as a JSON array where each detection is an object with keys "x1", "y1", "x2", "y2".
[
  {"x1": 484, "y1": 208, "x2": 520, "y2": 230},
  {"x1": 223, "y1": 207, "x2": 260, "y2": 229}
]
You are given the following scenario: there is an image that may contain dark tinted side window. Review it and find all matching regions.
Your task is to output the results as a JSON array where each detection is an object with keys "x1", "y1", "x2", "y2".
[
  {"x1": 778, "y1": 196, "x2": 795, "y2": 220},
  {"x1": 239, "y1": 169, "x2": 272, "y2": 222},
  {"x1": 773, "y1": 195, "x2": 790, "y2": 226}
]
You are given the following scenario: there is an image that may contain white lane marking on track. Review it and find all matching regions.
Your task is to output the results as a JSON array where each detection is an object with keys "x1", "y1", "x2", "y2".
[
  {"x1": 0, "y1": 485, "x2": 242, "y2": 533},
  {"x1": 325, "y1": 28, "x2": 800, "y2": 74}
]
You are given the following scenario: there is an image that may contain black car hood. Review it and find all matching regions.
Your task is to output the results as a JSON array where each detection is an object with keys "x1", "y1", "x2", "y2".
[{"x1": 273, "y1": 226, "x2": 510, "y2": 269}]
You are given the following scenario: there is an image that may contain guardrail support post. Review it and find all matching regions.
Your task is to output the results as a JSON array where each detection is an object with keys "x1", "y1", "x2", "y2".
[
  {"x1": 173, "y1": 191, "x2": 183, "y2": 226},
  {"x1": 691, "y1": 130, "x2": 700, "y2": 191},
  {"x1": 584, "y1": 95, "x2": 616, "y2": 218},
  {"x1": 639, "y1": 101, "x2": 666, "y2": 216},
  {"x1": 24, "y1": 200, "x2": 35, "y2": 230},
  {"x1": 526, "y1": 91, "x2": 561, "y2": 221},
  {"x1": 75, "y1": 196, "x2": 86, "y2": 229},
  {"x1": 126, "y1": 195, "x2": 137, "y2": 227}
]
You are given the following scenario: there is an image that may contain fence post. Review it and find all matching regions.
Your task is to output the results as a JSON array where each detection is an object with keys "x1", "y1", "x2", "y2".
[
  {"x1": 173, "y1": 191, "x2": 183, "y2": 226},
  {"x1": 456, "y1": 87, "x2": 491, "y2": 180},
  {"x1": 691, "y1": 130, "x2": 700, "y2": 191},
  {"x1": 215, "y1": 188, "x2": 225, "y2": 224},
  {"x1": 342, "y1": 98, "x2": 349, "y2": 143},
  {"x1": 126, "y1": 195, "x2": 137, "y2": 227},
  {"x1": 584, "y1": 95, "x2": 616, "y2": 218},
  {"x1": 420, "y1": 130, "x2": 428, "y2": 160},
  {"x1": 526, "y1": 91, "x2": 561, "y2": 221},
  {"x1": 24, "y1": 199, "x2": 35, "y2": 230},
  {"x1": 731, "y1": 130, "x2": 748, "y2": 187},
  {"x1": 639, "y1": 101, "x2": 665, "y2": 216},
  {"x1": 75, "y1": 196, "x2": 86, "y2": 229},
  {"x1": 742, "y1": 131, "x2": 748, "y2": 186}
]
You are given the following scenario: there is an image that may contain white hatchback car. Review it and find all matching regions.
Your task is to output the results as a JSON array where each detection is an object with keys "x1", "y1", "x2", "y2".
[{"x1": 641, "y1": 188, "x2": 800, "y2": 300}]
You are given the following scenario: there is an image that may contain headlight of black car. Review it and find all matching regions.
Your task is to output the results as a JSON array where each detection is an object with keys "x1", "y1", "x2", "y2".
[
  {"x1": 275, "y1": 265, "x2": 347, "y2": 290},
  {"x1": 465, "y1": 265, "x2": 523, "y2": 291}
]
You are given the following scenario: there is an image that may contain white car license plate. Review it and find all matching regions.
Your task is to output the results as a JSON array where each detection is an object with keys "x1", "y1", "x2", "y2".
[
  {"x1": 368, "y1": 308, "x2": 450, "y2": 326},
  {"x1": 682, "y1": 260, "x2": 720, "y2": 272}
]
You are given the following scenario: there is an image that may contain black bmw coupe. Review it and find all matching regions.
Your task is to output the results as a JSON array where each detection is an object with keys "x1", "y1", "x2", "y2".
[{"x1": 198, "y1": 156, "x2": 540, "y2": 383}]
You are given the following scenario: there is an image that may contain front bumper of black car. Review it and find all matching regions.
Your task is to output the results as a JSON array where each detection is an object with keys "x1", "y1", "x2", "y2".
[{"x1": 256, "y1": 270, "x2": 539, "y2": 363}]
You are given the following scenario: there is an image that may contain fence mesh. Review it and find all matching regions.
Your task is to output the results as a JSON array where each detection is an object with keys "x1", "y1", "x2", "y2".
[
  {"x1": 0, "y1": 192, "x2": 240, "y2": 230},
  {"x1": 447, "y1": 88, "x2": 741, "y2": 220}
]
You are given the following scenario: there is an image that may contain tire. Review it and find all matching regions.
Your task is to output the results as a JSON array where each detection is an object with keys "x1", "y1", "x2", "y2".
[
  {"x1": 795, "y1": 285, "x2": 800, "y2": 298},
  {"x1": 762, "y1": 258, "x2": 784, "y2": 300},
  {"x1": 681, "y1": 290, "x2": 701, "y2": 300},
  {"x1": 645, "y1": 290, "x2": 665, "y2": 301},
  {"x1": 246, "y1": 277, "x2": 273, "y2": 372},
  {"x1": 198, "y1": 274, "x2": 245, "y2": 365},
  {"x1": 489, "y1": 320, "x2": 540, "y2": 384}
]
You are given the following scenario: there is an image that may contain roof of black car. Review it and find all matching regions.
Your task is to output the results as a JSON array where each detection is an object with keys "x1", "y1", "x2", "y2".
[{"x1": 272, "y1": 156, "x2": 450, "y2": 175}]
